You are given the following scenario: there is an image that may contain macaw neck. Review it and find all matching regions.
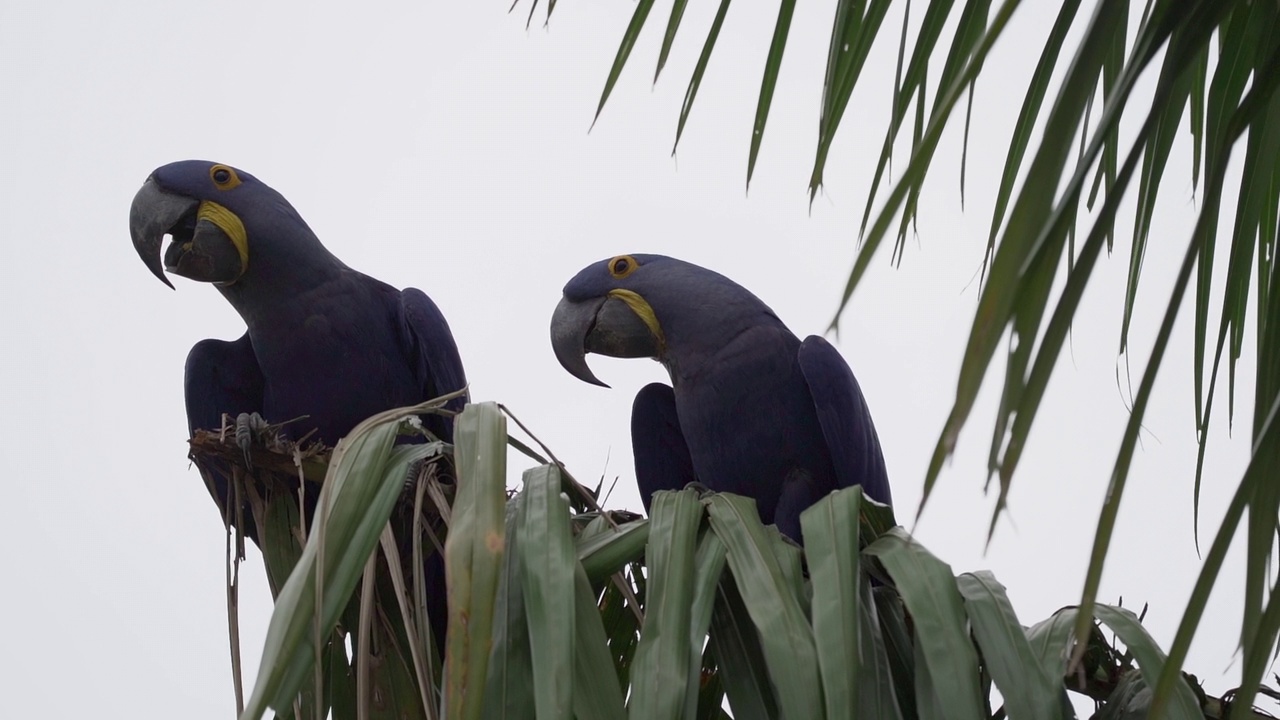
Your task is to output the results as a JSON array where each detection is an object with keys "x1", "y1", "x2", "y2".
[
  {"x1": 663, "y1": 313, "x2": 797, "y2": 387},
  {"x1": 215, "y1": 230, "x2": 350, "y2": 328},
  {"x1": 646, "y1": 273, "x2": 785, "y2": 385}
]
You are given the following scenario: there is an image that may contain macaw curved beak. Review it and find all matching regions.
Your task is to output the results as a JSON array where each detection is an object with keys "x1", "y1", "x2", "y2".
[
  {"x1": 549, "y1": 293, "x2": 664, "y2": 388},
  {"x1": 130, "y1": 177, "x2": 244, "y2": 287}
]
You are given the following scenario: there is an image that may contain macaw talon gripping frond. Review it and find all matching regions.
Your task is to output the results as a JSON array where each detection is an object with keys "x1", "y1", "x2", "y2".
[
  {"x1": 129, "y1": 177, "x2": 199, "y2": 289},
  {"x1": 683, "y1": 480, "x2": 713, "y2": 497},
  {"x1": 235, "y1": 411, "x2": 267, "y2": 470}
]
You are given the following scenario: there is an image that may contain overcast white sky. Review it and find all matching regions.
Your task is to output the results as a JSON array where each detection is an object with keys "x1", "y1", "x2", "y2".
[{"x1": 0, "y1": 1, "x2": 1263, "y2": 717}]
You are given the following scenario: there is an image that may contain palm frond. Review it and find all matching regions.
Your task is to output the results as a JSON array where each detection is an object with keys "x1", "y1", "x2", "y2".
[
  {"x1": 524, "y1": 1, "x2": 1280, "y2": 711},
  {"x1": 205, "y1": 402, "x2": 1280, "y2": 719}
]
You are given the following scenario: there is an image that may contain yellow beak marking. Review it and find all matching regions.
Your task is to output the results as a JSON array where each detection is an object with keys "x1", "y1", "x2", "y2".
[
  {"x1": 607, "y1": 289, "x2": 666, "y2": 356},
  {"x1": 196, "y1": 201, "x2": 248, "y2": 283}
]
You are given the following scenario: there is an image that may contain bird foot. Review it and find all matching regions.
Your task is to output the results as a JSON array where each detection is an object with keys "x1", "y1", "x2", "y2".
[
  {"x1": 235, "y1": 412, "x2": 269, "y2": 469},
  {"x1": 683, "y1": 481, "x2": 714, "y2": 498},
  {"x1": 402, "y1": 459, "x2": 426, "y2": 495}
]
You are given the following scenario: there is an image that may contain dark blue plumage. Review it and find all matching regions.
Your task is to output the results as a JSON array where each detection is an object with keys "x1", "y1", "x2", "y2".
[
  {"x1": 630, "y1": 383, "x2": 697, "y2": 496},
  {"x1": 207, "y1": 273, "x2": 464, "y2": 448},
  {"x1": 551, "y1": 254, "x2": 890, "y2": 541},
  {"x1": 131, "y1": 160, "x2": 468, "y2": 540},
  {"x1": 183, "y1": 335, "x2": 263, "y2": 439}
]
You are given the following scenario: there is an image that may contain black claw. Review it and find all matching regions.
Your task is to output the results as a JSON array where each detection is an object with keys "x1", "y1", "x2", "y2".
[
  {"x1": 683, "y1": 480, "x2": 713, "y2": 497},
  {"x1": 401, "y1": 459, "x2": 426, "y2": 499},
  {"x1": 235, "y1": 412, "x2": 267, "y2": 469}
]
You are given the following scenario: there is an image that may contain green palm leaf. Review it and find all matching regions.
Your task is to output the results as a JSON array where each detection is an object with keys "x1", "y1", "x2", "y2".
[
  {"x1": 215, "y1": 402, "x2": 1276, "y2": 716},
  {"x1": 537, "y1": 2, "x2": 1280, "y2": 712}
]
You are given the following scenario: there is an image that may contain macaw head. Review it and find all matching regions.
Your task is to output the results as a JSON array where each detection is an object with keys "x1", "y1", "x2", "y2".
[
  {"x1": 129, "y1": 160, "x2": 325, "y2": 290},
  {"x1": 549, "y1": 253, "x2": 779, "y2": 386}
]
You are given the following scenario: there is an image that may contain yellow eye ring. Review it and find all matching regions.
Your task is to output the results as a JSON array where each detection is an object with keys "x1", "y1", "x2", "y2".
[
  {"x1": 608, "y1": 254, "x2": 639, "y2": 279},
  {"x1": 209, "y1": 164, "x2": 242, "y2": 190}
]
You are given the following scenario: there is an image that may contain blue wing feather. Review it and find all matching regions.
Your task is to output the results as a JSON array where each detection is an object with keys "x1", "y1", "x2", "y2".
[
  {"x1": 184, "y1": 333, "x2": 266, "y2": 541},
  {"x1": 630, "y1": 382, "x2": 697, "y2": 513},
  {"x1": 797, "y1": 336, "x2": 892, "y2": 506},
  {"x1": 396, "y1": 288, "x2": 467, "y2": 649},
  {"x1": 184, "y1": 334, "x2": 264, "y2": 436},
  {"x1": 400, "y1": 287, "x2": 469, "y2": 442}
]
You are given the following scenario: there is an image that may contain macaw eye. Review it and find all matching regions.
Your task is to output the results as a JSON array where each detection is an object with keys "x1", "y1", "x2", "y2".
[
  {"x1": 209, "y1": 164, "x2": 242, "y2": 190},
  {"x1": 608, "y1": 255, "x2": 639, "y2": 279}
]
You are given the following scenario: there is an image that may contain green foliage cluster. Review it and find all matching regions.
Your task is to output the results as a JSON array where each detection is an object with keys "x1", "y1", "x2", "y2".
[
  {"x1": 184, "y1": 5, "x2": 1280, "y2": 715},
  {"x1": 213, "y1": 403, "x2": 1226, "y2": 720},
  {"x1": 527, "y1": 2, "x2": 1280, "y2": 714}
]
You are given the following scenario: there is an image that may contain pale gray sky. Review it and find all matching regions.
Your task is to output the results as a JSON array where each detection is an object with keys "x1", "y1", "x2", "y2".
[{"x1": 0, "y1": 1, "x2": 1258, "y2": 716}]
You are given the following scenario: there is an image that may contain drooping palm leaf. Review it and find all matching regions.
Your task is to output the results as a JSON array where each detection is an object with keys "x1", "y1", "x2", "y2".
[
  {"x1": 217, "y1": 400, "x2": 1280, "y2": 717},
  {"x1": 811, "y1": 0, "x2": 892, "y2": 199},
  {"x1": 535, "y1": 0, "x2": 1280, "y2": 712},
  {"x1": 447, "y1": 403, "x2": 509, "y2": 720},
  {"x1": 626, "y1": 489, "x2": 703, "y2": 720}
]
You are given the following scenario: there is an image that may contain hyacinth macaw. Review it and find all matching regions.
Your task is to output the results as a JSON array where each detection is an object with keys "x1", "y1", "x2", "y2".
[
  {"x1": 550, "y1": 254, "x2": 890, "y2": 541},
  {"x1": 129, "y1": 160, "x2": 467, "y2": 543}
]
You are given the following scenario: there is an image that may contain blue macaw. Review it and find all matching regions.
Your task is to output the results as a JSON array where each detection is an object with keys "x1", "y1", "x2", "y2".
[
  {"x1": 129, "y1": 160, "x2": 468, "y2": 544},
  {"x1": 550, "y1": 254, "x2": 890, "y2": 541}
]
